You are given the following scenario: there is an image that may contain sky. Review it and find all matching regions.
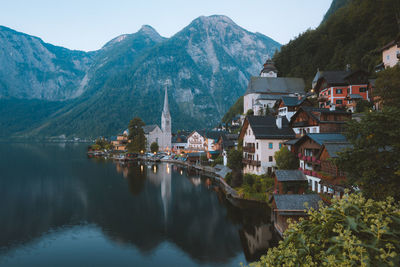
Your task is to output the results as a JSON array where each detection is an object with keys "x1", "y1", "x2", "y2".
[{"x1": 0, "y1": 0, "x2": 332, "y2": 52}]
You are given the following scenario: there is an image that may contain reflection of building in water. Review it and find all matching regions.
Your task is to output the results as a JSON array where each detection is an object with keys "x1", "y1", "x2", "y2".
[
  {"x1": 190, "y1": 177, "x2": 201, "y2": 187},
  {"x1": 115, "y1": 163, "x2": 129, "y2": 179},
  {"x1": 147, "y1": 163, "x2": 171, "y2": 221},
  {"x1": 239, "y1": 224, "x2": 277, "y2": 262}
]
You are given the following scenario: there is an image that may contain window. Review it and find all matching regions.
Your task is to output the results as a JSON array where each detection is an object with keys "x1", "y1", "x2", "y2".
[
  {"x1": 336, "y1": 89, "x2": 343, "y2": 94},
  {"x1": 268, "y1": 142, "x2": 273, "y2": 149},
  {"x1": 387, "y1": 55, "x2": 390, "y2": 60},
  {"x1": 336, "y1": 99, "x2": 343, "y2": 105},
  {"x1": 328, "y1": 90, "x2": 331, "y2": 95},
  {"x1": 269, "y1": 156, "x2": 273, "y2": 162},
  {"x1": 359, "y1": 87, "x2": 367, "y2": 92},
  {"x1": 256, "y1": 143, "x2": 258, "y2": 149}
]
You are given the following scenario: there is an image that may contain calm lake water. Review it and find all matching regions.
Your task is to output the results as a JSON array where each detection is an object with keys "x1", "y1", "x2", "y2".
[{"x1": 0, "y1": 143, "x2": 279, "y2": 266}]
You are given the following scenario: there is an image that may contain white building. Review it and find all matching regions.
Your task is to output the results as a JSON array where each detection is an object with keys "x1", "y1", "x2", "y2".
[
  {"x1": 239, "y1": 115, "x2": 296, "y2": 175},
  {"x1": 243, "y1": 59, "x2": 305, "y2": 115},
  {"x1": 187, "y1": 131, "x2": 206, "y2": 150}
]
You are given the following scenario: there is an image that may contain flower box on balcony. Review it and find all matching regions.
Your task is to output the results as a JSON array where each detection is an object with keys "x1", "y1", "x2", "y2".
[
  {"x1": 312, "y1": 171, "x2": 317, "y2": 177},
  {"x1": 316, "y1": 160, "x2": 321, "y2": 164},
  {"x1": 312, "y1": 156, "x2": 316, "y2": 162},
  {"x1": 298, "y1": 153, "x2": 302, "y2": 158}
]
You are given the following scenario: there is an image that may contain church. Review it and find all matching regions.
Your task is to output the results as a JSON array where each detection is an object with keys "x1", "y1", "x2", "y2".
[
  {"x1": 243, "y1": 57, "x2": 306, "y2": 115},
  {"x1": 143, "y1": 88, "x2": 172, "y2": 151}
]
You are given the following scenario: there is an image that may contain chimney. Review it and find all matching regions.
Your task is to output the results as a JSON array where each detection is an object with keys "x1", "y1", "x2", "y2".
[
  {"x1": 276, "y1": 116, "x2": 282, "y2": 129},
  {"x1": 330, "y1": 104, "x2": 336, "y2": 111}
]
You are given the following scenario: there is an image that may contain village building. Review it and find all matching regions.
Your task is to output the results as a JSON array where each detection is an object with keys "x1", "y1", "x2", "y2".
[
  {"x1": 187, "y1": 131, "x2": 206, "y2": 151},
  {"x1": 143, "y1": 88, "x2": 172, "y2": 151},
  {"x1": 274, "y1": 96, "x2": 313, "y2": 121},
  {"x1": 243, "y1": 59, "x2": 305, "y2": 115},
  {"x1": 289, "y1": 106, "x2": 351, "y2": 138},
  {"x1": 216, "y1": 133, "x2": 238, "y2": 166},
  {"x1": 274, "y1": 170, "x2": 308, "y2": 195},
  {"x1": 110, "y1": 128, "x2": 130, "y2": 151},
  {"x1": 171, "y1": 132, "x2": 189, "y2": 152},
  {"x1": 380, "y1": 36, "x2": 400, "y2": 69},
  {"x1": 239, "y1": 115, "x2": 296, "y2": 175},
  {"x1": 312, "y1": 69, "x2": 371, "y2": 112},
  {"x1": 272, "y1": 194, "x2": 322, "y2": 236},
  {"x1": 291, "y1": 133, "x2": 349, "y2": 197}
]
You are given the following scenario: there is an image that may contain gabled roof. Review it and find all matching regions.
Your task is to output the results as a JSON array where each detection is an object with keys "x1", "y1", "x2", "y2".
[
  {"x1": 290, "y1": 106, "x2": 350, "y2": 125},
  {"x1": 199, "y1": 130, "x2": 227, "y2": 140},
  {"x1": 275, "y1": 170, "x2": 307, "y2": 182},
  {"x1": 322, "y1": 141, "x2": 352, "y2": 158},
  {"x1": 312, "y1": 69, "x2": 369, "y2": 91},
  {"x1": 274, "y1": 194, "x2": 321, "y2": 214},
  {"x1": 242, "y1": 115, "x2": 296, "y2": 140},
  {"x1": 306, "y1": 133, "x2": 347, "y2": 145},
  {"x1": 143, "y1": 125, "x2": 159, "y2": 134},
  {"x1": 281, "y1": 96, "x2": 307, "y2": 107},
  {"x1": 256, "y1": 94, "x2": 286, "y2": 101},
  {"x1": 245, "y1": 77, "x2": 305, "y2": 95}
]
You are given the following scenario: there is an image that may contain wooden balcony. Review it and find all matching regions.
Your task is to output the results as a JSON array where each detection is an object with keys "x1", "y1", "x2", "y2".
[
  {"x1": 242, "y1": 159, "x2": 261, "y2": 167},
  {"x1": 243, "y1": 146, "x2": 255, "y2": 153}
]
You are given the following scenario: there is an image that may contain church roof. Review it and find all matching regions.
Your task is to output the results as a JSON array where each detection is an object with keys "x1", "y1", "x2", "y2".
[
  {"x1": 143, "y1": 125, "x2": 159, "y2": 134},
  {"x1": 245, "y1": 77, "x2": 305, "y2": 96}
]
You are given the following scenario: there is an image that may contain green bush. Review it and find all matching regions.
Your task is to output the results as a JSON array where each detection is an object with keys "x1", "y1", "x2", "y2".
[
  {"x1": 243, "y1": 174, "x2": 255, "y2": 186},
  {"x1": 249, "y1": 193, "x2": 400, "y2": 266}
]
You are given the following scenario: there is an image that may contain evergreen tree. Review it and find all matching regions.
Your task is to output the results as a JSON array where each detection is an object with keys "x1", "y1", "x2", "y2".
[
  {"x1": 127, "y1": 117, "x2": 147, "y2": 153},
  {"x1": 150, "y1": 142, "x2": 159, "y2": 153}
]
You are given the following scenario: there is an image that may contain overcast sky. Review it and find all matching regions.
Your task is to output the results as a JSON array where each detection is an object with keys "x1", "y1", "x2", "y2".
[{"x1": 0, "y1": 0, "x2": 332, "y2": 51}]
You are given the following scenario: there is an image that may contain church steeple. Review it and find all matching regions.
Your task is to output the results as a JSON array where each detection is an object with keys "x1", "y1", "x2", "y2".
[
  {"x1": 161, "y1": 87, "x2": 171, "y2": 136},
  {"x1": 163, "y1": 87, "x2": 170, "y2": 116}
]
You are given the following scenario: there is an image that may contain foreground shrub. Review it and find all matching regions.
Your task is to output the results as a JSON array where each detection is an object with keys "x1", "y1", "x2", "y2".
[{"x1": 250, "y1": 193, "x2": 400, "y2": 266}]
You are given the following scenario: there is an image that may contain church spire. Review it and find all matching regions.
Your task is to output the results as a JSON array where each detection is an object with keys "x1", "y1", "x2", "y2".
[{"x1": 163, "y1": 87, "x2": 170, "y2": 116}]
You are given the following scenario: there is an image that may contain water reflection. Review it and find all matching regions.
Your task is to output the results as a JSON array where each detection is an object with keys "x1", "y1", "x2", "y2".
[{"x1": 0, "y1": 143, "x2": 279, "y2": 266}]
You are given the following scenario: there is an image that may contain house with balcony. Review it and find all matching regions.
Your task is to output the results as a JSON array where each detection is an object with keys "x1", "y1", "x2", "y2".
[
  {"x1": 289, "y1": 106, "x2": 351, "y2": 138},
  {"x1": 239, "y1": 115, "x2": 296, "y2": 175},
  {"x1": 291, "y1": 133, "x2": 349, "y2": 197},
  {"x1": 274, "y1": 96, "x2": 312, "y2": 121},
  {"x1": 111, "y1": 129, "x2": 130, "y2": 151},
  {"x1": 187, "y1": 131, "x2": 206, "y2": 151},
  {"x1": 312, "y1": 69, "x2": 371, "y2": 112}
]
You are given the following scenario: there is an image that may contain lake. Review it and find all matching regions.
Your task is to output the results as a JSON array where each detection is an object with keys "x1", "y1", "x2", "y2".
[{"x1": 0, "y1": 143, "x2": 279, "y2": 266}]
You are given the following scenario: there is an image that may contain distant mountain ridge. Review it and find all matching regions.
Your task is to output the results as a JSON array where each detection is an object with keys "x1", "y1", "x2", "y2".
[{"x1": 0, "y1": 15, "x2": 281, "y2": 138}]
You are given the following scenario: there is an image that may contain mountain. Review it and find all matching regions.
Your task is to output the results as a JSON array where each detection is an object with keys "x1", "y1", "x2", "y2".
[
  {"x1": 322, "y1": 0, "x2": 351, "y2": 23},
  {"x1": 273, "y1": 0, "x2": 399, "y2": 87},
  {"x1": 20, "y1": 15, "x2": 281, "y2": 138},
  {"x1": 0, "y1": 26, "x2": 94, "y2": 100}
]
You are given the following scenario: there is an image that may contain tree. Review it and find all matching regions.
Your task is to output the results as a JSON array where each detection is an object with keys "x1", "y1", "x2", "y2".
[
  {"x1": 250, "y1": 193, "x2": 400, "y2": 267},
  {"x1": 227, "y1": 149, "x2": 242, "y2": 171},
  {"x1": 355, "y1": 99, "x2": 373, "y2": 113},
  {"x1": 150, "y1": 142, "x2": 159, "y2": 153},
  {"x1": 127, "y1": 117, "x2": 147, "y2": 153},
  {"x1": 274, "y1": 146, "x2": 299, "y2": 170},
  {"x1": 374, "y1": 65, "x2": 400, "y2": 106},
  {"x1": 246, "y1": 109, "x2": 254, "y2": 116},
  {"x1": 337, "y1": 107, "x2": 400, "y2": 200}
]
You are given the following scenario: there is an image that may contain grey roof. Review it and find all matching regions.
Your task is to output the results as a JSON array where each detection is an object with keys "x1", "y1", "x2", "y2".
[
  {"x1": 323, "y1": 141, "x2": 352, "y2": 158},
  {"x1": 172, "y1": 135, "x2": 187, "y2": 143},
  {"x1": 143, "y1": 125, "x2": 158, "y2": 134},
  {"x1": 198, "y1": 130, "x2": 227, "y2": 141},
  {"x1": 274, "y1": 194, "x2": 321, "y2": 214},
  {"x1": 214, "y1": 164, "x2": 232, "y2": 178},
  {"x1": 306, "y1": 133, "x2": 347, "y2": 145},
  {"x1": 281, "y1": 96, "x2": 306, "y2": 107},
  {"x1": 349, "y1": 94, "x2": 363, "y2": 99},
  {"x1": 284, "y1": 138, "x2": 300, "y2": 145},
  {"x1": 247, "y1": 115, "x2": 296, "y2": 139},
  {"x1": 275, "y1": 170, "x2": 307, "y2": 182},
  {"x1": 260, "y1": 59, "x2": 278, "y2": 74},
  {"x1": 313, "y1": 70, "x2": 369, "y2": 89},
  {"x1": 256, "y1": 94, "x2": 285, "y2": 101},
  {"x1": 245, "y1": 77, "x2": 305, "y2": 95}
]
